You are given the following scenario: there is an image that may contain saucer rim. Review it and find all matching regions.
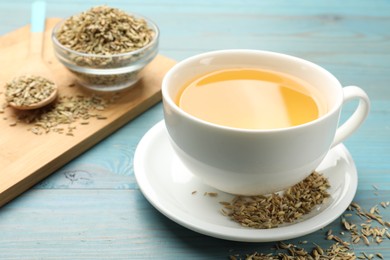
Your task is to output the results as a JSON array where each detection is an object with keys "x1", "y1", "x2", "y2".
[{"x1": 134, "y1": 120, "x2": 358, "y2": 242}]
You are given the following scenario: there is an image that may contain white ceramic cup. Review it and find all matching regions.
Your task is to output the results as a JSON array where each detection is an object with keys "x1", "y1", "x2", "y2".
[{"x1": 162, "y1": 50, "x2": 370, "y2": 195}]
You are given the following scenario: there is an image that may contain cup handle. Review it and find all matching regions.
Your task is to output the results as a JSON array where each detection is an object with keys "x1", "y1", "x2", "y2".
[{"x1": 331, "y1": 86, "x2": 370, "y2": 148}]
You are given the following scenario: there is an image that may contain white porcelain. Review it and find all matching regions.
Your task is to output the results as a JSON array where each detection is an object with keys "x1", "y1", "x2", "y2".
[
  {"x1": 134, "y1": 121, "x2": 358, "y2": 242},
  {"x1": 162, "y1": 49, "x2": 369, "y2": 195}
]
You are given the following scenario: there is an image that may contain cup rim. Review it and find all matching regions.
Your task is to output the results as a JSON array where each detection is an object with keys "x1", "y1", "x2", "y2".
[{"x1": 162, "y1": 49, "x2": 344, "y2": 133}]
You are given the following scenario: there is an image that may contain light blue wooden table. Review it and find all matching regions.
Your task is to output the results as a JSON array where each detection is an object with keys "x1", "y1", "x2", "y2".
[{"x1": 1, "y1": 0, "x2": 389, "y2": 259}]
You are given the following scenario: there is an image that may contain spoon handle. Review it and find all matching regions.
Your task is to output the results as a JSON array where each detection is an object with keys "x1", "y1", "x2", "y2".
[{"x1": 29, "y1": 1, "x2": 46, "y2": 57}]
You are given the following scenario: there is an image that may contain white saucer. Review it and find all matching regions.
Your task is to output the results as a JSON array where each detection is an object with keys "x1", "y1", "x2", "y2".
[{"x1": 134, "y1": 120, "x2": 358, "y2": 242}]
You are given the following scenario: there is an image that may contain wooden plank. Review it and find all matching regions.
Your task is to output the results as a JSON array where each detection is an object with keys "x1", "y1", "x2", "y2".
[
  {"x1": 0, "y1": 189, "x2": 388, "y2": 259},
  {"x1": 0, "y1": 18, "x2": 176, "y2": 207}
]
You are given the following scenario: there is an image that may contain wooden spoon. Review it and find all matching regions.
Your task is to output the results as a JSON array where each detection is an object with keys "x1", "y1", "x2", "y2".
[{"x1": 7, "y1": 0, "x2": 58, "y2": 110}]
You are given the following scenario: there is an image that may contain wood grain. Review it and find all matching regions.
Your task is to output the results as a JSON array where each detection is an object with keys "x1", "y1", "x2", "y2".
[{"x1": 0, "y1": 18, "x2": 175, "y2": 207}]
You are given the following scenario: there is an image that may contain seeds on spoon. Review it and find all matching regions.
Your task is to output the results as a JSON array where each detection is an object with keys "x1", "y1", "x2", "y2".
[{"x1": 5, "y1": 75, "x2": 56, "y2": 107}]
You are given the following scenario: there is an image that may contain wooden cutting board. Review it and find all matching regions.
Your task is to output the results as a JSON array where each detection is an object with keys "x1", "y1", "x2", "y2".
[{"x1": 0, "y1": 18, "x2": 176, "y2": 207}]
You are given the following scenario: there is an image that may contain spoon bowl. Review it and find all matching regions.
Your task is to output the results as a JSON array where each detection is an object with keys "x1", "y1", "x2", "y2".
[{"x1": 8, "y1": 84, "x2": 58, "y2": 110}]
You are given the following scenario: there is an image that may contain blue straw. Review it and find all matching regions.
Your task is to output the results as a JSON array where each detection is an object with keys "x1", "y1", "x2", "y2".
[{"x1": 31, "y1": 1, "x2": 46, "y2": 33}]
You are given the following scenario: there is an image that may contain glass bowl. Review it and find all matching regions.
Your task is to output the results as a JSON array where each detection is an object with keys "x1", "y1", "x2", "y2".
[{"x1": 51, "y1": 13, "x2": 159, "y2": 92}]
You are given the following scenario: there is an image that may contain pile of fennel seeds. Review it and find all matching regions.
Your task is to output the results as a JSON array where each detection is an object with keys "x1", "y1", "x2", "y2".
[
  {"x1": 229, "y1": 200, "x2": 390, "y2": 260},
  {"x1": 220, "y1": 171, "x2": 331, "y2": 229},
  {"x1": 2, "y1": 94, "x2": 112, "y2": 136},
  {"x1": 227, "y1": 189, "x2": 390, "y2": 259}
]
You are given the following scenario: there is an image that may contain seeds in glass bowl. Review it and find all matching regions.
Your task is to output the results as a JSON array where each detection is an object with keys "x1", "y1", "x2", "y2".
[
  {"x1": 55, "y1": 5, "x2": 155, "y2": 56},
  {"x1": 52, "y1": 5, "x2": 158, "y2": 91}
]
